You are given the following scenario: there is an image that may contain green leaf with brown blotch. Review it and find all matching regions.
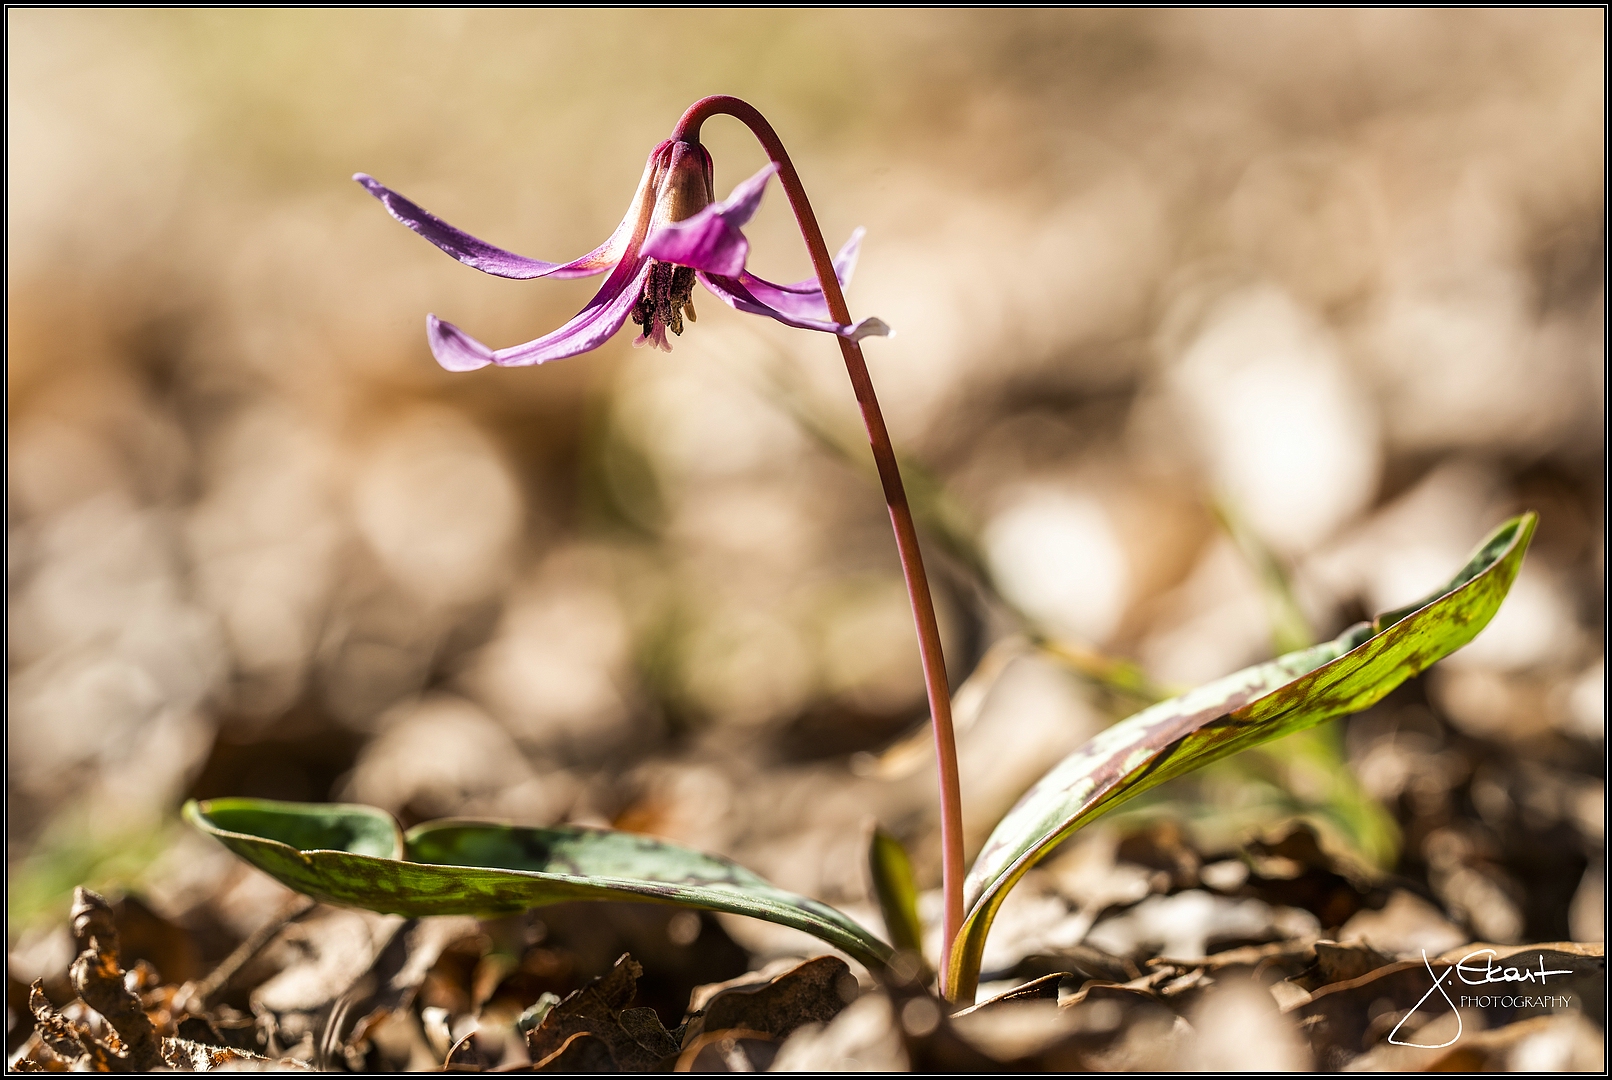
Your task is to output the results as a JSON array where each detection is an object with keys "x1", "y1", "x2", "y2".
[
  {"x1": 183, "y1": 800, "x2": 892, "y2": 973},
  {"x1": 948, "y1": 513, "x2": 1536, "y2": 1002}
]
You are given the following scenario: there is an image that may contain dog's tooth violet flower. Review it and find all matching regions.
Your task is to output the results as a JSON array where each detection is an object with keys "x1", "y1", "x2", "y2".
[{"x1": 355, "y1": 140, "x2": 888, "y2": 371}]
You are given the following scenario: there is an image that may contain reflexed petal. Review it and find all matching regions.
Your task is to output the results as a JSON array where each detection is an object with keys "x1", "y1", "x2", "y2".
[
  {"x1": 844, "y1": 317, "x2": 892, "y2": 342},
  {"x1": 355, "y1": 146, "x2": 664, "y2": 279},
  {"x1": 782, "y1": 227, "x2": 865, "y2": 291},
  {"x1": 427, "y1": 259, "x2": 652, "y2": 371},
  {"x1": 707, "y1": 160, "x2": 776, "y2": 229},
  {"x1": 641, "y1": 162, "x2": 779, "y2": 276},
  {"x1": 731, "y1": 229, "x2": 867, "y2": 321},
  {"x1": 831, "y1": 227, "x2": 865, "y2": 287},
  {"x1": 427, "y1": 315, "x2": 495, "y2": 371},
  {"x1": 734, "y1": 272, "x2": 832, "y2": 321},
  {"x1": 697, "y1": 272, "x2": 892, "y2": 341}
]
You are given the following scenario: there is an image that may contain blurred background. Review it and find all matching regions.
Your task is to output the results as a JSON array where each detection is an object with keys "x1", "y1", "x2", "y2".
[{"x1": 7, "y1": 8, "x2": 1603, "y2": 979}]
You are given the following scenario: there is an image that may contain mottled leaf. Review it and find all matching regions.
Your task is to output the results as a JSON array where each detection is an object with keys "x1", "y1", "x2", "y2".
[
  {"x1": 949, "y1": 514, "x2": 1535, "y2": 1001},
  {"x1": 183, "y1": 800, "x2": 891, "y2": 973}
]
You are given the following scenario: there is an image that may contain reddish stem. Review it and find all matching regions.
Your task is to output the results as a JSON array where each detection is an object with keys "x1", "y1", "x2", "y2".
[{"x1": 674, "y1": 96, "x2": 965, "y2": 999}]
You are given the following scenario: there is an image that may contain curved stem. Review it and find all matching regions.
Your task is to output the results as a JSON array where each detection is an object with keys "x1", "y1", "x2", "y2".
[{"x1": 674, "y1": 96, "x2": 965, "y2": 999}]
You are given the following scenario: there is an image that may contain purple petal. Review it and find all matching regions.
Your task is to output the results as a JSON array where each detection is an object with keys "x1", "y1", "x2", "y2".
[
  {"x1": 831, "y1": 228, "x2": 865, "y2": 287},
  {"x1": 728, "y1": 229, "x2": 867, "y2": 321},
  {"x1": 734, "y1": 272, "x2": 832, "y2": 321},
  {"x1": 705, "y1": 160, "x2": 776, "y2": 230},
  {"x1": 785, "y1": 227, "x2": 865, "y2": 291},
  {"x1": 640, "y1": 162, "x2": 779, "y2": 276},
  {"x1": 355, "y1": 153, "x2": 661, "y2": 279},
  {"x1": 427, "y1": 315, "x2": 495, "y2": 371},
  {"x1": 426, "y1": 259, "x2": 652, "y2": 371},
  {"x1": 697, "y1": 272, "x2": 892, "y2": 342}
]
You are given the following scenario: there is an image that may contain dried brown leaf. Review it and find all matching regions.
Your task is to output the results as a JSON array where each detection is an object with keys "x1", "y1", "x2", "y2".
[
  {"x1": 523, "y1": 954, "x2": 678, "y2": 1072},
  {"x1": 67, "y1": 888, "x2": 164, "y2": 1070},
  {"x1": 530, "y1": 1030, "x2": 622, "y2": 1073},
  {"x1": 682, "y1": 955, "x2": 857, "y2": 1046}
]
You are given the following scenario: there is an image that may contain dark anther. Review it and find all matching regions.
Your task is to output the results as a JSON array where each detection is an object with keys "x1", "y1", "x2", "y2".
[{"x1": 632, "y1": 262, "x2": 699, "y2": 337}]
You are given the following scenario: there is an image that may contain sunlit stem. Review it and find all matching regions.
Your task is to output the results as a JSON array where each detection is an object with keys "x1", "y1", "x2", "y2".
[{"x1": 674, "y1": 96, "x2": 965, "y2": 999}]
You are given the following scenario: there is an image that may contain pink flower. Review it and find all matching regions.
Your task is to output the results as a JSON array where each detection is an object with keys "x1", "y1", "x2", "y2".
[{"x1": 355, "y1": 140, "x2": 888, "y2": 371}]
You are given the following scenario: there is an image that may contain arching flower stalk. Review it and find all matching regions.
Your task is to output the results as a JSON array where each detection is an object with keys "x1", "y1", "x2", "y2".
[{"x1": 356, "y1": 97, "x2": 964, "y2": 999}]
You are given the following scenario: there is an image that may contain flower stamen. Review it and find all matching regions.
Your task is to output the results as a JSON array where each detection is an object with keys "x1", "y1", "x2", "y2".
[{"x1": 631, "y1": 261, "x2": 698, "y2": 351}]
